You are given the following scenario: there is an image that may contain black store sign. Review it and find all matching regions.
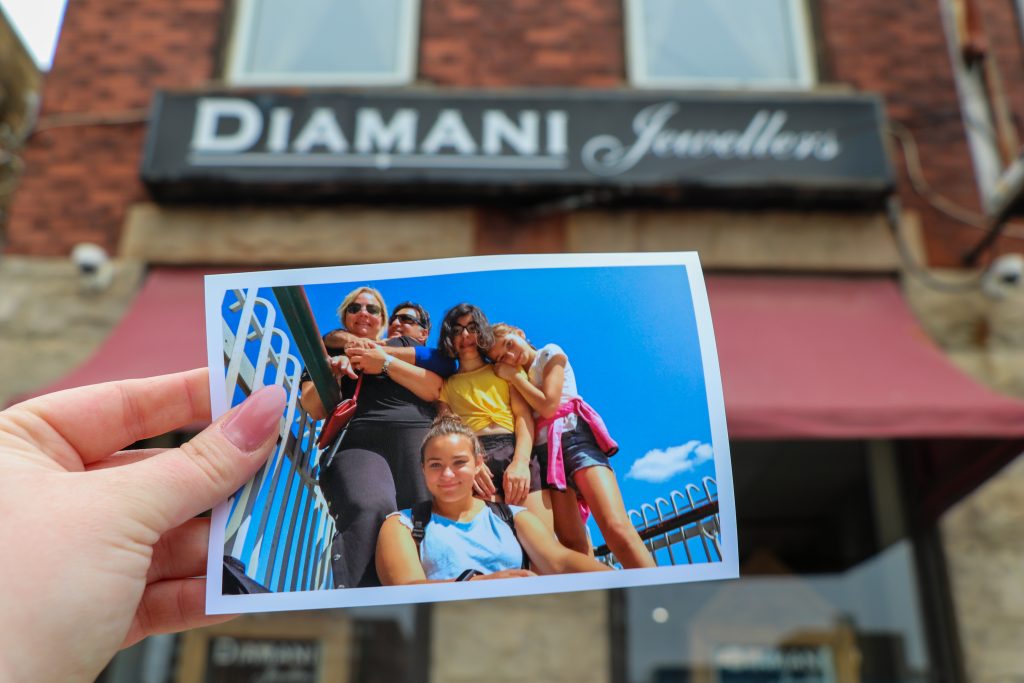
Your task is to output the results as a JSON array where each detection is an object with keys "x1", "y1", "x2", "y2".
[{"x1": 142, "y1": 90, "x2": 892, "y2": 204}]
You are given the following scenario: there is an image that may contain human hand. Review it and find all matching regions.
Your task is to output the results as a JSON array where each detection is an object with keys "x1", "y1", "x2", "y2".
[
  {"x1": 0, "y1": 369, "x2": 285, "y2": 683},
  {"x1": 473, "y1": 464, "x2": 497, "y2": 499},
  {"x1": 493, "y1": 362, "x2": 518, "y2": 382},
  {"x1": 343, "y1": 337, "x2": 377, "y2": 351},
  {"x1": 346, "y1": 346, "x2": 386, "y2": 375},
  {"x1": 328, "y1": 354, "x2": 358, "y2": 380},
  {"x1": 470, "y1": 568, "x2": 536, "y2": 580},
  {"x1": 502, "y1": 460, "x2": 530, "y2": 505}
]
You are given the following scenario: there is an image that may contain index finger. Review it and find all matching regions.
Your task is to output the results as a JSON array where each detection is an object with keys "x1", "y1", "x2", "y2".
[{"x1": 9, "y1": 369, "x2": 211, "y2": 467}]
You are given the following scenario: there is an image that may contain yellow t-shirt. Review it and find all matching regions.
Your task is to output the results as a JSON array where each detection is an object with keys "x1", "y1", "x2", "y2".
[{"x1": 440, "y1": 365, "x2": 514, "y2": 433}]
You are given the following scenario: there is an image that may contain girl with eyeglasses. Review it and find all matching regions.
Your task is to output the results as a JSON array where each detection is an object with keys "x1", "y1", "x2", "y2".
[
  {"x1": 375, "y1": 416, "x2": 611, "y2": 585},
  {"x1": 298, "y1": 286, "x2": 444, "y2": 588},
  {"x1": 486, "y1": 324, "x2": 656, "y2": 570},
  {"x1": 436, "y1": 304, "x2": 554, "y2": 532}
]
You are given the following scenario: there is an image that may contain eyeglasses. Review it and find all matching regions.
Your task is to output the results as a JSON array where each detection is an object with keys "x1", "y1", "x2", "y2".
[
  {"x1": 390, "y1": 313, "x2": 424, "y2": 327},
  {"x1": 450, "y1": 322, "x2": 480, "y2": 336},
  {"x1": 346, "y1": 302, "x2": 382, "y2": 316}
]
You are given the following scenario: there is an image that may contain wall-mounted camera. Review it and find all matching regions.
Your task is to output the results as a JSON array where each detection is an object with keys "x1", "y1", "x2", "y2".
[
  {"x1": 70, "y1": 242, "x2": 113, "y2": 293},
  {"x1": 981, "y1": 253, "x2": 1024, "y2": 300}
]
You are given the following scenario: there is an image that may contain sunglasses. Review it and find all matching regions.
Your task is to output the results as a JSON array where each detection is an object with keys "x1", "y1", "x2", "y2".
[
  {"x1": 390, "y1": 313, "x2": 424, "y2": 327},
  {"x1": 346, "y1": 302, "x2": 382, "y2": 316},
  {"x1": 450, "y1": 322, "x2": 481, "y2": 336}
]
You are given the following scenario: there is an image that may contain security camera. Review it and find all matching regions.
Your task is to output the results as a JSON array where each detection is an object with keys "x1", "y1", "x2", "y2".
[
  {"x1": 70, "y1": 242, "x2": 113, "y2": 292},
  {"x1": 981, "y1": 253, "x2": 1024, "y2": 300}
]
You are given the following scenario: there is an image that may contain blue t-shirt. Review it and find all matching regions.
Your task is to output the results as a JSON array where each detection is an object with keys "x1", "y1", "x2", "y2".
[
  {"x1": 392, "y1": 504, "x2": 525, "y2": 580},
  {"x1": 414, "y1": 346, "x2": 457, "y2": 378}
]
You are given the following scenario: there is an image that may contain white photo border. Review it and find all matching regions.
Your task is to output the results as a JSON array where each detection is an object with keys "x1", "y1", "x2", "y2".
[{"x1": 204, "y1": 252, "x2": 738, "y2": 614}]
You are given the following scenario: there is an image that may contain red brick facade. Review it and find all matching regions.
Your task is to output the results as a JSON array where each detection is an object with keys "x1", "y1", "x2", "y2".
[{"x1": 7, "y1": 0, "x2": 1024, "y2": 265}]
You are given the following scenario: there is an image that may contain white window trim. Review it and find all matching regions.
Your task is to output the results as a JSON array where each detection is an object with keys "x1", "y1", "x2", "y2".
[
  {"x1": 225, "y1": 0, "x2": 420, "y2": 87},
  {"x1": 938, "y1": 0, "x2": 1002, "y2": 206},
  {"x1": 624, "y1": 0, "x2": 817, "y2": 90}
]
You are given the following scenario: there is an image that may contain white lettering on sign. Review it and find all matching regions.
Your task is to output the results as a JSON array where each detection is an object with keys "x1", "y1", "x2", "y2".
[
  {"x1": 292, "y1": 108, "x2": 348, "y2": 153},
  {"x1": 191, "y1": 98, "x2": 263, "y2": 153},
  {"x1": 581, "y1": 103, "x2": 841, "y2": 176},
  {"x1": 355, "y1": 108, "x2": 417, "y2": 154},
  {"x1": 186, "y1": 97, "x2": 843, "y2": 175},
  {"x1": 421, "y1": 109, "x2": 478, "y2": 155},
  {"x1": 210, "y1": 637, "x2": 319, "y2": 668}
]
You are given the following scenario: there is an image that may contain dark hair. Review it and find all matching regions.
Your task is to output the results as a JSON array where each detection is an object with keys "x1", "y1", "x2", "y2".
[
  {"x1": 439, "y1": 303, "x2": 495, "y2": 359},
  {"x1": 420, "y1": 415, "x2": 483, "y2": 462},
  {"x1": 390, "y1": 301, "x2": 430, "y2": 331}
]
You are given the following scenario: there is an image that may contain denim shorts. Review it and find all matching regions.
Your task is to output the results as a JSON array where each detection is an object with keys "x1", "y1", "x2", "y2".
[
  {"x1": 479, "y1": 433, "x2": 543, "y2": 494},
  {"x1": 534, "y1": 421, "x2": 612, "y2": 492}
]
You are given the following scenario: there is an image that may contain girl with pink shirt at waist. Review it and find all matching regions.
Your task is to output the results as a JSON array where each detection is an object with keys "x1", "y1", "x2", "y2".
[{"x1": 487, "y1": 324, "x2": 655, "y2": 570}]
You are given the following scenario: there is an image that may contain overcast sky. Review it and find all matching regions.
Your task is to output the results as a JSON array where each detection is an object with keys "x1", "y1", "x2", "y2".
[{"x1": 0, "y1": 0, "x2": 67, "y2": 69}]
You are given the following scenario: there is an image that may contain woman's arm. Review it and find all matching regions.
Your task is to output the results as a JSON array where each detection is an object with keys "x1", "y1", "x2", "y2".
[
  {"x1": 515, "y1": 511, "x2": 613, "y2": 575},
  {"x1": 346, "y1": 346, "x2": 442, "y2": 402},
  {"x1": 502, "y1": 388, "x2": 535, "y2": 505},
  {"x1": 497, "y1": 354, "x2": 566, "y2": 419},
  {"x1": 375, "y1": 516, "x2": 429, "y2": 586}
]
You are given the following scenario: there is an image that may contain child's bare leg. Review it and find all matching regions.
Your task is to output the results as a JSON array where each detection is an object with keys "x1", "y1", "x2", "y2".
[
  {"x1": 575, "y1": 466, "x2": 656, "y2": 569},
  {"x1": 550, "y1": 488, "x2": 592, "y2": 556}
]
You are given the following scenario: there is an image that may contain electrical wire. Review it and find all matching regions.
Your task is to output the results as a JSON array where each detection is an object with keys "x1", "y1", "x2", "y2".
[
  {"x1": 884, "y1": 195, "x2": 986, "y2": 293},
  {"x1": 887, "y1": 119, "x2": 1024, "y2": 241}
]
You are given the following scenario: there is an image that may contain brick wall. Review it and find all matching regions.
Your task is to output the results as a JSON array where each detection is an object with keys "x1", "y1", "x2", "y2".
[
  {"x1": 822, "y1": 0, "x2": 1024, "y2": 265},
  {"x1": 6, "y1": 0, "x2": 224, "y2": 255},
  {"x1": 7, "y1": 0, "x2": 1024, "y2": 266},
  {"x1": 419, "y1": 0, "x2": 623, "y2": 87}
]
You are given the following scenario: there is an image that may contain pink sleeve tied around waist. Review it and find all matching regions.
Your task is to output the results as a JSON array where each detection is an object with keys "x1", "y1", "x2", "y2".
[{"x1": 535, "y1": 397, "x2": 618, "y2": 495}]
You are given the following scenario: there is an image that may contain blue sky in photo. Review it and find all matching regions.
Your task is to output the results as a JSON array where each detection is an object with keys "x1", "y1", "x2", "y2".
[{"x1": 222, "y1": 264, "x2": 718, "y2": 553}]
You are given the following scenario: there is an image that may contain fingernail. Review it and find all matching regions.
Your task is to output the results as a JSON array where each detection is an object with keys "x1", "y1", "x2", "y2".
[{"x1": 221, "y1": 384, "x2": 287, "y2": 452}]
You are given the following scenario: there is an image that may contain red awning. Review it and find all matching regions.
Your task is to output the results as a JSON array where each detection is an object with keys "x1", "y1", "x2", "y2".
[
  {"x1": 17, "y1": 269, "x2": 1024, "y2": 440},
  {"x1": 20, "y1": 268, "x2": 211, "y2": 400},
  {"x1": 710, "y1": 275, "x2": 1024, "y2": 438}
]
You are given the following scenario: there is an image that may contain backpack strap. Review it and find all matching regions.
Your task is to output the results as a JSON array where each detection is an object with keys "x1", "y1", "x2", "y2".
[
  {"x1": 410, "y1": 500, "x2": 433, "y2": 553},
  {"x1": 485, "y1": 501, "x2": 528, "y2": 569}
]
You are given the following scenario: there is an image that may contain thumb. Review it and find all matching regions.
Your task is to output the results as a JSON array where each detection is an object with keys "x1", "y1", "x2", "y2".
[{"x1": 109, "y1": 384, "x2": 287, "y2": 535}]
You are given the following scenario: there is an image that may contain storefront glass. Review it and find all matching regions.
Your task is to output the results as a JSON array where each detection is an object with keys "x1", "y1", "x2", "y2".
[{"x1": 622, "y1": 441, "x2": 941, "y2": 683}]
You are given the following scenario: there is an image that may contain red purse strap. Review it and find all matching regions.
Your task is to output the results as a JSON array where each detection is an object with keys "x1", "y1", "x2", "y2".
[{"x1": 351, "y1": 373, "x2": 363, "y2": 400}]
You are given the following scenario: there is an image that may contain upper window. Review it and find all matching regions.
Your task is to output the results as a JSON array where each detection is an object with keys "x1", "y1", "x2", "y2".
[
  {"x1": 227, "y1": 0, "x2": 420, "y2": 86},
  {"x1": 625, "y1": 0, "x2": 816, "y2": 89}
]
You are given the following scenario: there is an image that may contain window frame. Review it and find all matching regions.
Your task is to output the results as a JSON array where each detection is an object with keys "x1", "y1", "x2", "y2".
[
  {"x1": 624, "y1": 0, "x2": 818, "y2": 90},
  {"x1": 225, "y1": 0, "x2": 421, "y2": 87}
]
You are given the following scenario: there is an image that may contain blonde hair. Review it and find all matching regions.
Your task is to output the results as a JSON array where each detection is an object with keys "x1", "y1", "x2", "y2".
[
  {"x1": 490, "y1": 323, "x2": 535, "y2": 350},
  {"x1": 337, "y1": 286, "x2": 387, "y2": 340}
]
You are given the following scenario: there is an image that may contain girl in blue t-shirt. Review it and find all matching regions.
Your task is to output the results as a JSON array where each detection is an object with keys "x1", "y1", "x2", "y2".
[{"x1": 375, "y1": 416, "x2": 611, "y2": 584}]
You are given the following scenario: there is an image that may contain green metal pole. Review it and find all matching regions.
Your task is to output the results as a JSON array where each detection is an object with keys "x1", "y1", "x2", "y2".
[{"x1": 273, "y1": 285, "x2": 340, "y2": 410}]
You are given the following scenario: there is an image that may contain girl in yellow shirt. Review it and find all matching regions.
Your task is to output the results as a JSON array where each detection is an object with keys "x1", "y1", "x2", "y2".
[{"x1": 437, "y1": 304, "x2": 553, "y2": 531}]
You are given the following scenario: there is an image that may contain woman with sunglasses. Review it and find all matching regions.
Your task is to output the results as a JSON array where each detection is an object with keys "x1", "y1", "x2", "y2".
[
  {"x1": 436, "y1": 304, "x2": 553, "y2": 531},
  {"x1": 486, "y1": 323, "x2": 656, "y2": 570},
  {"x1": 299, "y1": 286, "x2": 443, "y2": 588},
  {"x1": 376, "y1": 416, "x2": 611, "y2": 585},
  {"x1": 321, "y1": 302, "x2": 457, "y2": 384}
]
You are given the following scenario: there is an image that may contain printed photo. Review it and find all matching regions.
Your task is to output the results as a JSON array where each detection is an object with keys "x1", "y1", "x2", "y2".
[{"x1": 204, "y1": 253, "x2": 737, "y2": 613}]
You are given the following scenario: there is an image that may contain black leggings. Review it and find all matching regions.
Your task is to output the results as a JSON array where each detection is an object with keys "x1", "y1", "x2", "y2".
[{"x1": 318, "y1": 423, "x2": 430, "y2": 588}]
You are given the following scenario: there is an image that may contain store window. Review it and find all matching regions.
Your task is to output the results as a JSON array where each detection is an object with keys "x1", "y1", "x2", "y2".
[
  {"x1": 226, "y1": 0, "x2": 420, "y2": 86},
  {"x1": 621, "y1": 440, "x2": 951, "y2": 683},
  {"x1": 625, "y1": 0, "x2": 816, "y2": 89},
  {"x1": 97, "y1": 603, "x2": 430, "y2": 683}
]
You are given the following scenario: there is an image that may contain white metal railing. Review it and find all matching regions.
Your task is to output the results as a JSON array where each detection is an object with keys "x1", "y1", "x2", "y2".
[{"x1": 221, "y1": 288, "x2": 336, "y2": 592}]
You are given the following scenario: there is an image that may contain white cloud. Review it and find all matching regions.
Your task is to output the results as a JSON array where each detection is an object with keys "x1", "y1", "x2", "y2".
[{"x1": 626, "y1": 440, "x2": 714, "y2": 483}]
